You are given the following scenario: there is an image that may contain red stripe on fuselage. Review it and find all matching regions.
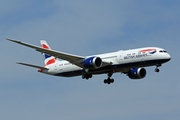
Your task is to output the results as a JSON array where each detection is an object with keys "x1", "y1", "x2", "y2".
[
  {"x1": 41, "y1": 44, "x2": 50, "y2": 49},
  {"x1": 139, "y1": 49, "x2": 156, "y2": 52}
]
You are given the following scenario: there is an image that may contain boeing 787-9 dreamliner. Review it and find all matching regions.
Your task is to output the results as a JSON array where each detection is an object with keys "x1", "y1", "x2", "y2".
[{"x1": 7, "y1": 38, "x2": 171, "y2": 84}]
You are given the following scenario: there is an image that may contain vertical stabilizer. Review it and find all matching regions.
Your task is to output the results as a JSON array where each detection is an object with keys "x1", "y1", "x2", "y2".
[{"x1": 40, "y1": 40, "x2": 56, "y2": 66}]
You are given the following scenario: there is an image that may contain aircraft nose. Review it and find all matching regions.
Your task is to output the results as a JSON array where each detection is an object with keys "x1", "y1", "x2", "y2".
[{"x1": 166, "y1": 53, "x2": 171, "y2": 61}]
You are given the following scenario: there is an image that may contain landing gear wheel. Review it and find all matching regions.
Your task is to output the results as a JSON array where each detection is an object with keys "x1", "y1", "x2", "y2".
[
  {"x1": 89, "y1": 74, "x2": 92, "y2": 78},
  {"x1": 104, "y1": 79, "x2": 107, "y2": 84},
  {"x1": 155, "y1": 68, "x2": 160, "y2": 72},
  {"x1": 104, "y1": 78, "x2": 114, "y2": 84},
  {"x1": 110, "y1": 79, "x2": 114, "y2": 83},
  {"x1": 155, "y1": 64, "x2": 161, "y2": 73},
  {"x1": 82, "y1": 74, "x2": 92, "y2": 80}
]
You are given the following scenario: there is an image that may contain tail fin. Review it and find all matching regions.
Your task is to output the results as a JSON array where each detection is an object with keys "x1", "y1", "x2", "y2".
[{"x1": 40, "y1": 40, "x2": 56, "y2": 66}]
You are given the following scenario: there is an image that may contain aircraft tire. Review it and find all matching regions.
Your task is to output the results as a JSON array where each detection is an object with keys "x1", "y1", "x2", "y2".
[
  {"x1": 155, "y1": 68, "x2": 160, "y2": 72},
  {"x1": 104, "y1": 79, "x2": 107, "y2": 84},
  {"x1": 111, "y1": 79, "x2": 114, "y2": 83}
]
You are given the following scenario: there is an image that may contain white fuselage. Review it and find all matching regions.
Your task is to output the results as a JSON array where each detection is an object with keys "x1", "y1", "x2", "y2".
[{"x1": 42, "y1": 47, "x2": 171, "y2": 77}]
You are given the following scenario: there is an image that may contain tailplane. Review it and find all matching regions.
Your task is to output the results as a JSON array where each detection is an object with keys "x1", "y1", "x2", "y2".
[{"x1": 40, "y1": 40, "x2": 56, "y2": 66}]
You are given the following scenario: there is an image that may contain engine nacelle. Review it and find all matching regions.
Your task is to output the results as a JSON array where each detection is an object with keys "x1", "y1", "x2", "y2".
[
  {"x1": 82, "y1": 57, "x2": 102, "y2": 69},
  {"x1": 128, "y1": 68, "x2": 146, "y2": 79}
]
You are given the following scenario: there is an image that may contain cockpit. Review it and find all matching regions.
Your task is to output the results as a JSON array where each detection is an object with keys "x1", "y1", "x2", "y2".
[{"x1": 159, "y1": 50, "x2": 167, "y2": 53}]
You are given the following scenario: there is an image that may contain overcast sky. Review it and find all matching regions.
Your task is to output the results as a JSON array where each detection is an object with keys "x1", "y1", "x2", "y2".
[{"x1": 0, "y1": 0, "x2": 180, "y2": 120}]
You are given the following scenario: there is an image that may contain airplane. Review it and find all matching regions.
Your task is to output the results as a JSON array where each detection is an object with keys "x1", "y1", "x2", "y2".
[{"x1": 6, "y1": 38, "x2": 171, "y2": 84}]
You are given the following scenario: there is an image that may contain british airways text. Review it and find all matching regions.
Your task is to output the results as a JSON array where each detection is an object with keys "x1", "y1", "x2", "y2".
[{"x1": 124, "y1": 54, "x2": 148, "y2": 60}]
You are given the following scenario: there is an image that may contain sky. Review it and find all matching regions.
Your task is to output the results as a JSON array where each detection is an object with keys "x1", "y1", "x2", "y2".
[{"x1": 0, "y1": 0, "x2": 180, "y2": 120}]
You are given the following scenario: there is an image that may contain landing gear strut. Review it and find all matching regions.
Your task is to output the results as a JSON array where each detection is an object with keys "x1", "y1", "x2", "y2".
[
  {"x1": 155, "y1": 64, "x2": 161, "y2": 72},
  {"x1": 104, "y1": 73, "x2": 114, "y2": 84}
]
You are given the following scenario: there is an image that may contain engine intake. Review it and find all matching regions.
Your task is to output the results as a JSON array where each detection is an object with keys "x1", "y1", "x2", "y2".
[
  {"x1": 128, "y1": 68, "x2": 146, "y2": 79},
  {"x1": 83, "y1": 57, "x2": 102, "y2": 69}
]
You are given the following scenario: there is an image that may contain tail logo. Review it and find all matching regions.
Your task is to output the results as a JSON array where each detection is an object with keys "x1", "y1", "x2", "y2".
[
  {"x1": 41, "y1": 44, "x2": 50, "y2": 49},
  {"x1": 45, "y1": 58, "x2": 56, "y2": 66},
  {"x1": 41, "y1": 44, "x2": 52, "y2": 59},
  {"x1": 41, "y1": 41, "x2": 57, "y2": 66}
]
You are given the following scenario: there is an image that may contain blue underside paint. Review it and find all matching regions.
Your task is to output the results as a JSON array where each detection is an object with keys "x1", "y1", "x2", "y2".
[{"x1": 54, "y1": 59, "x2": 170, "y2": 77}]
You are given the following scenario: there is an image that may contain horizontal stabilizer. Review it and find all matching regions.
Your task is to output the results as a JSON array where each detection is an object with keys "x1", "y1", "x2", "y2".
[{"x1": 17, "y1": 62, "x2": 48, "y2": 70}]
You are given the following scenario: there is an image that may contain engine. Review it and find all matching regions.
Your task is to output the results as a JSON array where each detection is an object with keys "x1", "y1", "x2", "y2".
[
  {"x1": 82, "y1": 57, "x2": 102, "y2": 69},
  {"x1": 128, "y1": 68, "x2": 146, "y2": 79}
]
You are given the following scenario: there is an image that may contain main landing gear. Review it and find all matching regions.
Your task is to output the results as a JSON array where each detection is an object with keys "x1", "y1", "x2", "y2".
[
  {"x1": 104, "y1": 73, "x2": 114, "y2": 84},
  {"x1": 82, "y1": 74, "x2": 92, "y2": 80},
  {"x1": 82, "y1": 72, "x2": 115, "y2": 84},
  {"x1": 155, "y1": 64, "x2": 161, "y2": 72}
]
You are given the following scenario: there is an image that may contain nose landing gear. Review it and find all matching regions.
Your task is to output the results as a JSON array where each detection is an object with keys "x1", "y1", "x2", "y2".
[
  {"x1": 155, "y1": 64, "x2": 161, "y2": 72},
  {"x1": 155, "y1": 68, "x2": 160, "y2": 72}
]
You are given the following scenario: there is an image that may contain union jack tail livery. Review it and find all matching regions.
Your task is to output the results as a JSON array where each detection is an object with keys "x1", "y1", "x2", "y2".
[{"x1": 40, "y1": 40, "x2": 56, "y2": 66}]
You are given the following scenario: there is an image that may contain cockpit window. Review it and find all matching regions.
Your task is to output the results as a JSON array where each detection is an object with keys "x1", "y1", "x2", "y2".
[{"x1": 159, "y1": 50, "x2": 167, "y2": 53}]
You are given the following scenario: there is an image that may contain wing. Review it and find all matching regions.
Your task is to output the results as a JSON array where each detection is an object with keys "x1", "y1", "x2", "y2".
[
  {"x1": 6, "y1": 38, "x2": 85, "y2": 68},
  {"x1": 6, "y1": 38, "x2": 112, "y2": 69}
]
